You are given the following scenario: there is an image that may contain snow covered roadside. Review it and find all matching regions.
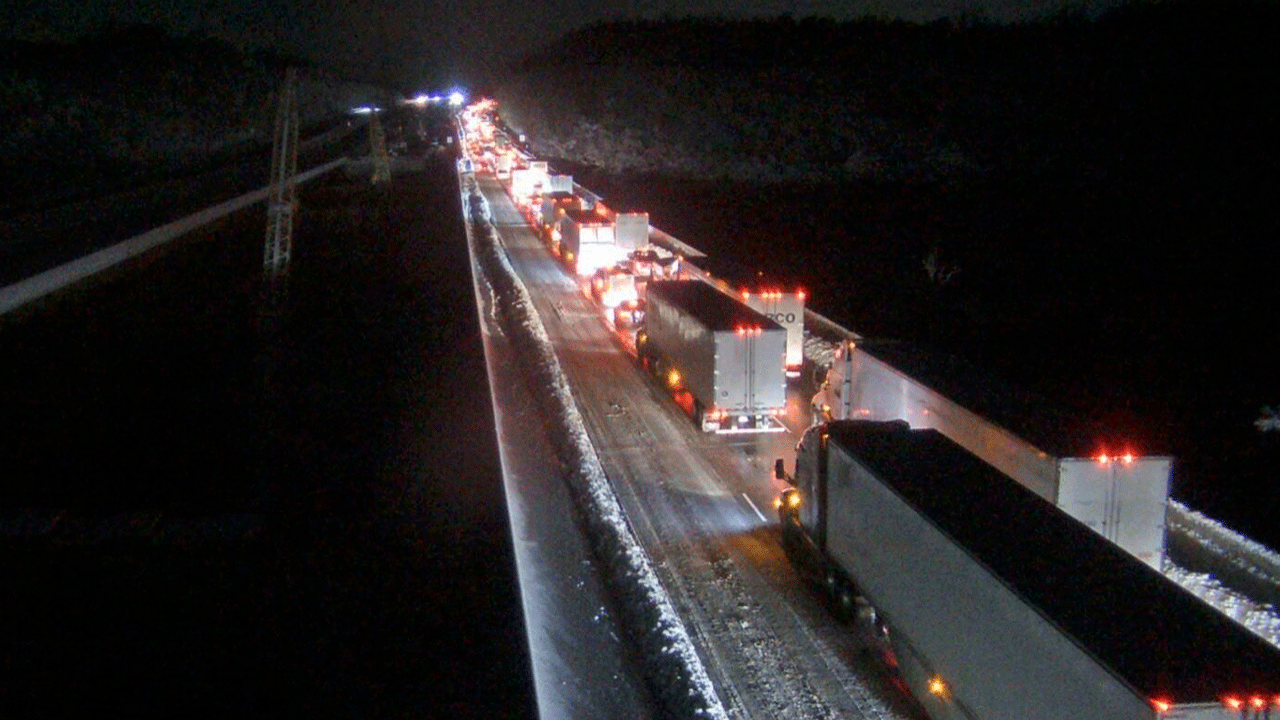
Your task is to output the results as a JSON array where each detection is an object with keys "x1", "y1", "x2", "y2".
[
  {"x1": 466, "y1": 199, "x2": 728, "y2": 720},
  {"x1": 1165, "y1": 501, "x2": 1280, "y2": 648},
  {"x1": 1164, "y1": 562, "x2": 1280, "y2": 647},
  {"x1": 1168, "y1": 501, "x2": 1280, "y2": 588}
]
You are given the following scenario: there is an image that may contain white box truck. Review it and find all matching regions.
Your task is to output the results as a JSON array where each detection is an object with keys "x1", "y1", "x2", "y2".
[
  {"x1": 559, "y1": 208, "x2": 620, "y2": 278},
  {"x1": 813, "y1": 339, "x2": 1172, "y2": 568},
  {"x1": 639, "y1": 281, "x2": 787, "y2": 433},
  {"x1": 613, "y1": 212, "x2": 650, "y2": 252},
  {"x1": 740, "y1": 289, "x2": 805, "y2": 378}
]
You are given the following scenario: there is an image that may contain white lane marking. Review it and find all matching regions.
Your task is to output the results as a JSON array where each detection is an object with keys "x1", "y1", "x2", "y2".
[{"x1": 742, "y1": 493, "x2": 767, "y2": 523}]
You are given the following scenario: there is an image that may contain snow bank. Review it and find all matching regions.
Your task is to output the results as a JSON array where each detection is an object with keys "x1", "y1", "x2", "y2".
[
  {"x1": 803, "y1": 331, "x2": 840, "y2": 370},
  {"x1": 466, "y1": 205, "x2": 728, "y2": 720},
  {"x1": 1168, "y1": 500, "x2": 1280, "y2": 587},
  {"x1": 1164, "y1": 500, "x2": 1280, "y2": 647},
  {"x1": 1163, "y1": 561, "x2": 1280, "y2": 648}
]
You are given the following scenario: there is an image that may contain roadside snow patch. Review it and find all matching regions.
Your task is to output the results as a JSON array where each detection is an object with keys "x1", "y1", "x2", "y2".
[{"x1": 468, "y1": 213, "x2": 728, "y2": 720}]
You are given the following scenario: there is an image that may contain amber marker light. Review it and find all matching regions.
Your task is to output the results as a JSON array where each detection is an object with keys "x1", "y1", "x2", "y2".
[{"x1": 927, "y1": 677, "x2": 947, "y2": 698}]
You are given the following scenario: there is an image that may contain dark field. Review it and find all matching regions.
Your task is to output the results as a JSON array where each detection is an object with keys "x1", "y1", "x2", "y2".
[{"x1": 0, "y1": 159, "x2": 534, "y2": 718}]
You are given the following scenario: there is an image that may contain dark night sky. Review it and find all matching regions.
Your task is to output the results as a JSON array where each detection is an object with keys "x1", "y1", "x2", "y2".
[{"x1": 2, "y1": 0, "x2": 1124, "y2": 86}]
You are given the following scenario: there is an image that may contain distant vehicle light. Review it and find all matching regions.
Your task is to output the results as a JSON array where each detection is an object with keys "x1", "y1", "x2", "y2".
[
  {"x1": 448, "y1": 90, "x2": 466, "y2": 106},
  {"x1": 667, "y1": 369, "x2": 681, "y2": 388},
  {"x1": 1150, "y1": 698, "x2": 1171, "y2": 713},
  {"x1": 785, "y1": 491, "x2": 800, "y2": 509},
  {"x1": 927, "y1": 677, "x2": 947, "y2": 697},
  {"x1": 1097, "y1": 454, "x2": 1110, "y2": 465},
  {"x1": 1225, "y1": 697, "x2": 1243, "y2": 710},
  {"x1": 1122, "y1": 453, "x2": 1135, "y2": 465}
]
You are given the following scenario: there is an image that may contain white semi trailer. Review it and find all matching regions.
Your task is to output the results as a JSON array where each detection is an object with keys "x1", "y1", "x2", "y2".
[
  {"x1": 678, "y1": 256, "x2": 807, "y2": 382},
  {"x1": 510, "y1": 166, "x2": 545, "y2": 200},
  {"x1": 776, "y1": 420, "x2": 1280, "y2": 720},
  {"x1": 613, "y1": 212, "x2": 650, "y2": 253},
  {"x1": 639, "y1": 281, "x2": 787, "y2": 433},
  {"x1": 812, "y1": 339, "x2": 1172, "y2": 568},
  {"x1": 494, "y1": 153, "x2": 512, "y2": 179},
  {"x1": 740, "y1": 289, "x2": 805, "y2": 378},
  {"x1": 559, "y1": 208, "x2": 620, "y2": 279},
  {"x1": 545, "y1": 173, "x2": 573, "y2": 194}
]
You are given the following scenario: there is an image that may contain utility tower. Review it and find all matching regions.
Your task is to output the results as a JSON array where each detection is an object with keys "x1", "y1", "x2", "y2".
[
  {"x1": 264, "y1": 67, "x2": 299, "y2": 283},
  {"x1": 369, "y1": 111, "x2": 392, "y2": 185}
]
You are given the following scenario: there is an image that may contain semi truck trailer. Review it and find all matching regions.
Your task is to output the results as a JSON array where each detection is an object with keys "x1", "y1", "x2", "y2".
[
  {"x1": 740, "y1": 289, "x2": 805, "y2": 378},
  {"x1": 776, "y1": 420, "x2": 1280, "y2": 720},
  {"x1": 678, "y1": 255, "x2": 807, "y2": 381},
  {"x1": 812, "y1": 339, "x2": 1172, "y2": 568},
  {"x1": 639, "y1": 280, "x2": 787, "y2": 433},
  {"x1": 559, "y1": 208, "x2": 620, "y2": 278}
]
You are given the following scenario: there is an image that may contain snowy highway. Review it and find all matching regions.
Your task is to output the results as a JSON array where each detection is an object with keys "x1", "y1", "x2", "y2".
[{"x1": 472, "y1": 171, "x2": 925, "y2": 720}]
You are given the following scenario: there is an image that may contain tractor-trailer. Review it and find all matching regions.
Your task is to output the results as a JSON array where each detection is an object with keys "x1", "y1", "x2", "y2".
[
  {"x1": 596, "y1": 203, "x2": 650, "y2": 252},
  {"x1": 614, "y1": 212, "x2": 650, "y2": 252},
  {"x1": 639, "y1": 280, "x2": 786, "y2": 433},
  {"x1": 776, "y1": 420, "x2": 1280, "y2": 720},
  {"x1": 678, "y1": 254, "x2": 807, "y2": 381},
  {"x1": 559, "y1": 208, "x2": 620, "y2": 278},
  {"x1": 740, "y1": 289, "x2": 805, "y2": 378},
  {"x1": 510, "y1": 167, "x2": 545, "y2": 199},
  {"x1": 812, "y1": 339, "x2": 1172, "y2": 569},
  {"x1": 540, "y1": 192, "x2": 578, "y2": 230},
  {"x1": 545, "y1": 173, "x2": 573, "y2": 194}
]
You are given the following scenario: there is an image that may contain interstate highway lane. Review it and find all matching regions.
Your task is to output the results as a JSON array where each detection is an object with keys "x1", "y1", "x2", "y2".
[{"x1": 474, "y1": 172, "x2": 925, "y2": 720}]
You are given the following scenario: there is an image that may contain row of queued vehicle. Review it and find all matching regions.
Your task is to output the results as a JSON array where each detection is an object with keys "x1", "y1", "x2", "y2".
[
  {"x1": 458, "y1": 101, "x2": 1280, "y2": 720},
  {"x1": 458, "y1": 99, "x2": 797, "y2": 433}
]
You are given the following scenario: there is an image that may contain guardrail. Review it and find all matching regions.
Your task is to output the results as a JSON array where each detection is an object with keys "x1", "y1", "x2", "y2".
[{"x1": 1, "y1": 157, "x2": 349, "y2": 317}]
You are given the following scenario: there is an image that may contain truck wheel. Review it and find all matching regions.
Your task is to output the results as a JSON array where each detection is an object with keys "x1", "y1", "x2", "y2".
[
  {"x1": 824, "y1": 570, "x2": 840, "y2": 603},
  {"x1": 836, "y1": 585, "x2": 857, "y2": 623}
]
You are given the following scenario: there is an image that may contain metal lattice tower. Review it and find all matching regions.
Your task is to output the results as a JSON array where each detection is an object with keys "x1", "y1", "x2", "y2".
[
  {"x1": 369, "y1": 111, "x2": 392, "y2": 185},
  {"x1": 264, "y1": 67, "x2": 299, "y2": 281}
]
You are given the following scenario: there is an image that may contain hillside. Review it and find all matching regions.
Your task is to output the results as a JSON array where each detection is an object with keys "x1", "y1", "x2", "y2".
[{"x1": 498, "y1": 5, "x2": 1276, "y2": 185}]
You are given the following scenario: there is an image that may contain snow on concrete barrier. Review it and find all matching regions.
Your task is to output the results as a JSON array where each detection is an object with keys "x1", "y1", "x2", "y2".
[
  {"x1": 467, "y1": 209, "x2": 728, "y2": 720},
  {"x1": 1168, "y1": 500, "x2": 1280, "y2": 588}
]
